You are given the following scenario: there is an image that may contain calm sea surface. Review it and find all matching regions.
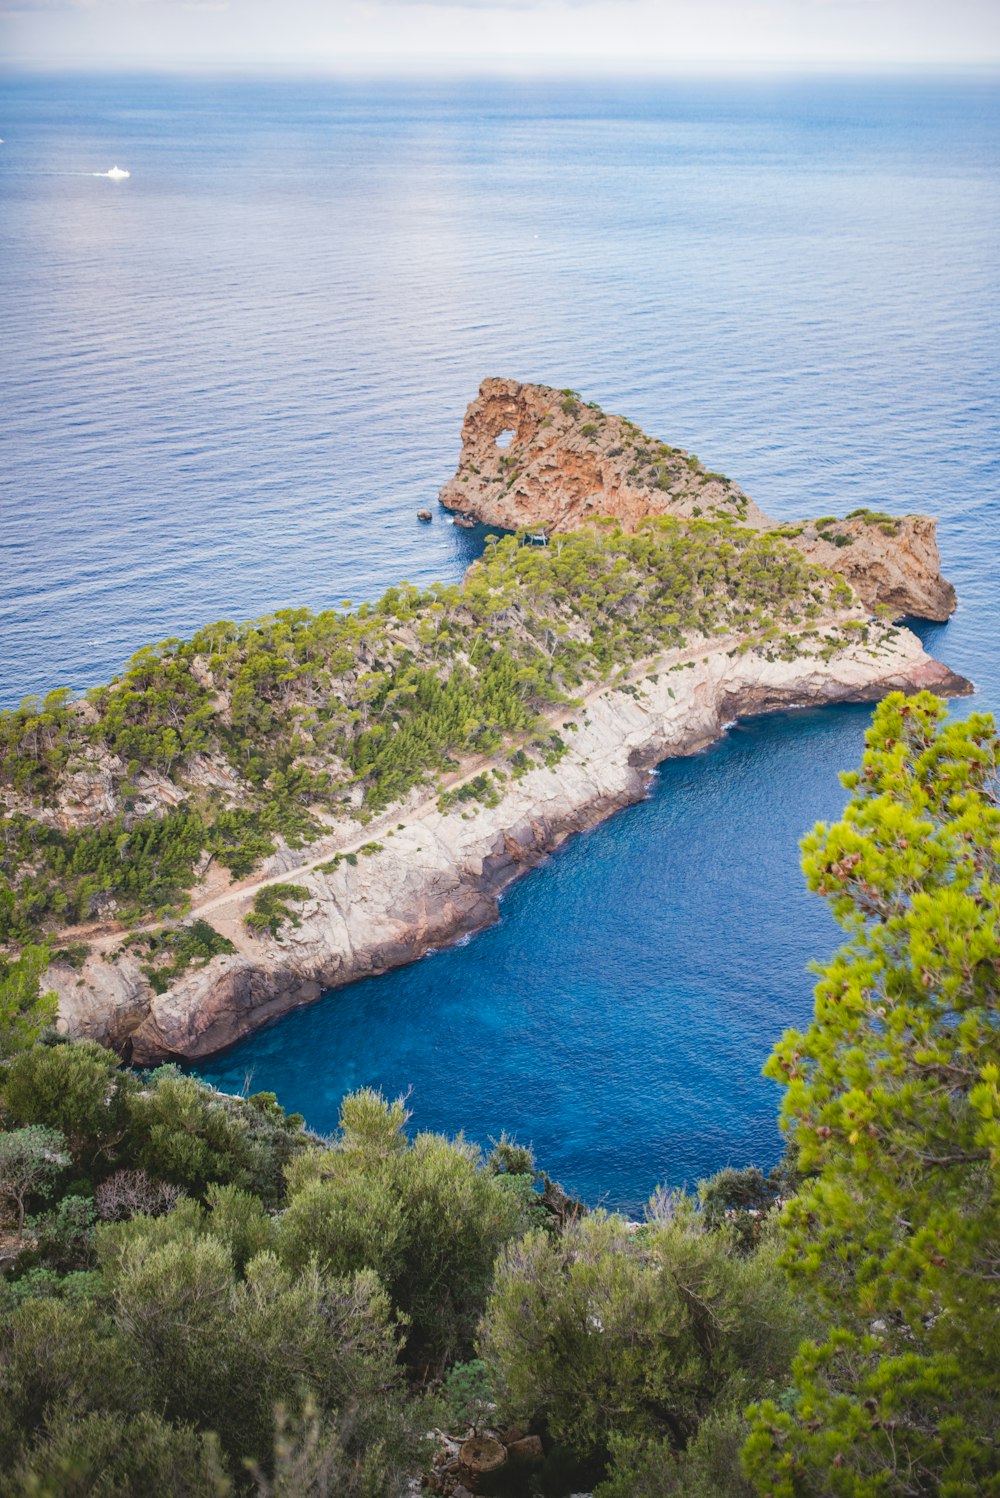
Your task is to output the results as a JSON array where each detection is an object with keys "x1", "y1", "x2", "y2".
[{"x1": 2, "y1": 75, "x2": 998, "y2": 1209}]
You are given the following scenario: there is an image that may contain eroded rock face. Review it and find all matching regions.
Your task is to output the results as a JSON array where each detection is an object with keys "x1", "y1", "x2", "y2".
[
  {"x1": 793, "y1": 515, "x2": 956, "y2": 621},
  {"x1": 439, "y1": 378, "x2": 957, "y2": 622},
  {"x1": 439, "y1": 377, "x2": 767, "y2": 533},
  {"x1": 52, "y1": 621, "x2": 971, "y2": 1062}
]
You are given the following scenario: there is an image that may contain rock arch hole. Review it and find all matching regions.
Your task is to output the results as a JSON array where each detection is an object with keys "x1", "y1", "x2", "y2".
[{"x1": 495, "y1": 428, "x2": 515, "y2": 449}]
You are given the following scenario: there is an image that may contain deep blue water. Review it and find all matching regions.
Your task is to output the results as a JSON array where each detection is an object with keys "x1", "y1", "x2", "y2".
[{"x1": 2, "y1": 75, "x2": 997, "y2": 1210}]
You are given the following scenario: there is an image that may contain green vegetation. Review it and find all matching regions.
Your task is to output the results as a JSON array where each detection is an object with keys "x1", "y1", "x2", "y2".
[
  {"x1": 0, "y1": 1037, "x2": 544, "y2": 1495},
  {"x1": 745, "y1": 693, "x2": 1000, "y2": 1495},
  {"x1": 482, "y1": 1206, "x2": 810, "y2": 1494},
  {"x1": 0, "y1": 692, "x2": 997, "y2": 1495},
  {"x1": 0, "y1": 945, "x2": 56, "y2": 1062},
  {"x1": 244, "y1": 884, "x2": 310, "y2": 938},
  {"x1": 437, "y1": 769, "x2": 502, "y2": 814},
  {"x1": 127, "y1": 920, "x2": 236, "y2": 994},
  {"x1": 846, "y1": 507, "x2": 903, "y2": 536},
  {"x1": 1, "y1": 520, "x2": 858, "y2": 954}
]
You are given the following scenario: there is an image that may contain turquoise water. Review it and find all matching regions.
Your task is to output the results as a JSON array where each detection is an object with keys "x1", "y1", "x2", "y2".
[{"x1": 2, "y1": 75, "x2": 997, "y2": 1207}]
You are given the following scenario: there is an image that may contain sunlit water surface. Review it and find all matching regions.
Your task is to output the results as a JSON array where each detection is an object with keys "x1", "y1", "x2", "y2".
[{"x1": 2, "y1": 75, "x2": 997, "y2": 1209}]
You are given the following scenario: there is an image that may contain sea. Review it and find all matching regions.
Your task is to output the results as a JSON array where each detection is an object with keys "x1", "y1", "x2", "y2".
[{"x1": 1, "y1": 73, "x2": 997, "y2": 1211}]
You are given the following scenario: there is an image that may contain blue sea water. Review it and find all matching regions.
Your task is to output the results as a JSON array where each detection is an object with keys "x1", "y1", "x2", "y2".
[{"x1": 1, "y1": 74, "x2": 998, "y2": 1210}]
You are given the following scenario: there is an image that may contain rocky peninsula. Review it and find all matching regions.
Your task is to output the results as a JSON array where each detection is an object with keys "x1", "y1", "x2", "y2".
[{"x1": 0, "y1": 382, "x2": 970, "y2": 1061}]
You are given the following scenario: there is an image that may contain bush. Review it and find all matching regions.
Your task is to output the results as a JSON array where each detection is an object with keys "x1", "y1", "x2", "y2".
[
  {"x1": 280, "y1": 1090, "x2": 533, "y2": 1369},
  {"x1": 99, "y1": 1218, "x2": 412, "y2": 1479},
  {"x1": 132, "y1": 919, "x2": 236, "y2": 994},
  {"x1": 127, "y1": 1069, "x2": 307, "y2": 1206},
  {"x1": 480, "y1": 1206, "x2": 809, "y2": 1471},
  {"x1": 0, "y1": 1127, "x2": 68, "y2": 1234},
  {"x1": 596, "y1": 1407, "x2": 756, "y2": 1498},
  {"x1": 2, "y1": 1408, "x2": 230, "y2": 1498},
  {"x1": 1, "y1": 1039, "x2": 131, "y2": 1170},
  {"x1": 244, "y1": 884, "x2": 309, "y2": 938}
]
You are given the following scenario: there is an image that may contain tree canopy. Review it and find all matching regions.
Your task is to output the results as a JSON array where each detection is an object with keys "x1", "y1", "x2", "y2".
[{"x1": 745, "y1": 692, "x2": 1000, "y2": 1496}]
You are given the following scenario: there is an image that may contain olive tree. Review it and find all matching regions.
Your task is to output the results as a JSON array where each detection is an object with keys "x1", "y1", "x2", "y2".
[{"x1": 0, "y1": 1126, "x2": 67, "y2": 1233}]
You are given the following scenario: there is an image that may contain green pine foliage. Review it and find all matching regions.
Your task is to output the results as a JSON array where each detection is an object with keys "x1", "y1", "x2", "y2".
[
  {"x1": 128, "y1": 920, "x2": 237, "y2": 994},
  {"x1": 0, "y1": 945, "x2": 57, "y2": 1061},
  {"x1": 244, "y1": 884, "x2": 310, "y2": 938},
  {"x1": 744, "y1": 693, "x2": 1000, "y2": 1496}
]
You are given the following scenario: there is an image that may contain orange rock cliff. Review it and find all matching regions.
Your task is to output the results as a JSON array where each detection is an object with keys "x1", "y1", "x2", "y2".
[{"x1": 439, "y1": 377, "x2": 957, "y2": 622}]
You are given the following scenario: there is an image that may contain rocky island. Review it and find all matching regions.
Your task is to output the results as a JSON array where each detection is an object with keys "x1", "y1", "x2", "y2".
[{"x1": 0, "y1": 381, "x2": 970, "y2": 1061}]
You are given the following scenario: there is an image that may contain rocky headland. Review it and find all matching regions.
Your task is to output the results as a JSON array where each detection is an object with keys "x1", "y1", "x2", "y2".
[
  {"x1": 440, "y1": 377, "x2": 957, "y2": 621},
  {"x1": 1, "y1": 381, "x2": 970, "y2": 1061}
]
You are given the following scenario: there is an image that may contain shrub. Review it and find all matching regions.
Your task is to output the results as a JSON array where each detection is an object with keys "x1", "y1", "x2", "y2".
[
  {"x1": 280, "y1": 1090, "x2": 533, "y2": 1369},
  {"x1": 480, "y1": 1207, "x2": 809, "y2": 1471},
  {"x1": 127, "y1": 1069, "x2": 307, "y2": 1206},
  {"x1": 0, "y1": 1039, "x2": 133, "y2": 1171},
  {"x1": 96, "y1": 1168, "x2": 184, "y2": 1222},
  {"x1": 3, "y1": 1408, "x2": 230, "y2": 1498},
  {"x1": 132, "y1": 920, "x2": 236, "y2": 994},
  {"x1": 244, "y1": 884, "x2": 310, "y2": 938},
  {"x1": 438, "y1": 1358, "x2": 495, "y2": 1434},
  {"x1": 0, "y1": 1127, "x2": 68, "y2": 1234}
]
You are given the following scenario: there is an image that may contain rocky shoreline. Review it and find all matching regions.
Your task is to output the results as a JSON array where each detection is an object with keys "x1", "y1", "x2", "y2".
[{"x1": 52, "y1": 621, "x2": 970, "y2": 1062}]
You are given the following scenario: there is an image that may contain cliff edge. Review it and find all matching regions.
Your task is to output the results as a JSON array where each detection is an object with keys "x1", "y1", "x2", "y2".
[{"x1": 439, "y1": 378, "x2": 956, "y2": 621}]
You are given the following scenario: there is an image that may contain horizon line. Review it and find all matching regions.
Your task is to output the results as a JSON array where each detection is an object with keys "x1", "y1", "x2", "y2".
[{"x1": 3, "y1": 59, "x2": 1000, "y2": 81}]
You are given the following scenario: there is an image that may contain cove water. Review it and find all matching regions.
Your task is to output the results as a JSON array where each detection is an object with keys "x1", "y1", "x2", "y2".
[{"x1": 1, "y1": 75, "x2": 997, "y2": 1210}]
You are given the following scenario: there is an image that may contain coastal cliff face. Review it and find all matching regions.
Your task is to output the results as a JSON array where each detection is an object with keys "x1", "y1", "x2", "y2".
[
  {"x1": 439, "y1": 378, "x2": 956, "y2": 622},
  {"x1": 52, "y1": 622, "x2": 969, "y2": 1062}
]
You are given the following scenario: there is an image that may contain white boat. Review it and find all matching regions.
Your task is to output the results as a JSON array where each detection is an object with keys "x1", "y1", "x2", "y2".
[{"x1": 106, "y1": 165, "x2": 130, "y2": 180}]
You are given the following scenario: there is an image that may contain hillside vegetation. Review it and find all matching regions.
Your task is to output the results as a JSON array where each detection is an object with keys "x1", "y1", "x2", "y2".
[
  {"x1": 1, "y1": 520, "x2": 859, "y2": 949},
  {"x1": 0, "y1": 693, "x2": 995, "y2": 1497}
]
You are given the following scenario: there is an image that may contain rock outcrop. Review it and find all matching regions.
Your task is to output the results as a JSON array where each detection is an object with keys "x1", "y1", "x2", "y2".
[
  {"x1": 439, "y1": 378, "x2": 956, "y2": 621},
  {"x1": 52, "y1": 622, "x2": 970, "y2": 1062},
  {"x1": 793, "y1": 514, "x2": 956, "y2": 621}
]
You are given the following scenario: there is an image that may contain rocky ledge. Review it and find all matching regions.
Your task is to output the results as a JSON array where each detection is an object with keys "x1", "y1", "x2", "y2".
[
  {"x1": 439, "y1": 378, "x2": 956, "y2": 621},
  {"x1": 53, "y1": 623, "x2": 970, "y2": 1062}
]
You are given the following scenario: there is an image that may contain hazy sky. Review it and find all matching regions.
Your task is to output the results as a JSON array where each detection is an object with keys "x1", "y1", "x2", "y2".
[{"x1": 2, "y1": 0, "x2": 999, "y2": 74}]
